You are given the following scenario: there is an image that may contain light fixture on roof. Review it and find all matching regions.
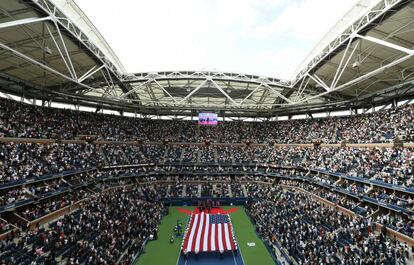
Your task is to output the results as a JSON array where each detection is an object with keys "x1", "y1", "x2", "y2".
[
  {"x1": 352, "y1": 61, "x2": 361, "y2": 68},
  {"x1": 352, "y1": 54, "x2": 361, "y2": 69},
  {"x1": 43, "y1": 46, "x2": 52, "y2": 55}
]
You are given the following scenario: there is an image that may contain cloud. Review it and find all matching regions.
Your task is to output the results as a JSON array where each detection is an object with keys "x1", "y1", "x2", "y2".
[{"x1": 73, "y1": 0, "x2": 357, "y2": 79}]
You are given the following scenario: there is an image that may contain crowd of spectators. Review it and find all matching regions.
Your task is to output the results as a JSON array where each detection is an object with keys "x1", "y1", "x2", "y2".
[
  {"x1": 2, "y1": 142, "x2": 413, "y2": 191},
  {"x1": 19, "y1": 190, "x2": 87, "y2": 221},
  {"x1": 0, "y1": 189, "x2": 166, "y2": 264},
  {"x1": 1, "y1": 168, "x2": 414, "y2": 263},
  {"x1": 0, "y1": 219, "x2": 13, "y2": 234},
  {"x1": 247, "y1": 188, "x2": 410, "y2": 264},
  {"x1": 1, "y1": 97, "x2": 413, "y2": 143},
  {"x1": 2, "y1": 97, "x2": 414, "y2": 263},
  {"x1": 0, "y1": 143, "x2": 103, "y2": 184}
]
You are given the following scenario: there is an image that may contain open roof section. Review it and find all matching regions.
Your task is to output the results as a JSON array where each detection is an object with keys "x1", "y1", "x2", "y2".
[{"x1": 0, "y1": 0, "x2": 413, "y2": 118}]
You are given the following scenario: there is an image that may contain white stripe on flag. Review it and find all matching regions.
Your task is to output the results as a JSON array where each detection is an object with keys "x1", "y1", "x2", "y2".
[
  {"x1": 194, "y1": 213, "x2": 204, "y2": 252},
  {"x1": 203, "y1": 214, "x2": 210, "y2": 252},
  {"x1": 218, "y1": 222, "x2": 224, "y2": 252},
  {"x1": 187, "y1": 214, "x2": 199, "y2": 252},
  {"x1": 224, "y1": 223, "x2": 231, "y2": 250},
  {"x1": 211, "y1": 223, "x2": 216, "y2": 251}
]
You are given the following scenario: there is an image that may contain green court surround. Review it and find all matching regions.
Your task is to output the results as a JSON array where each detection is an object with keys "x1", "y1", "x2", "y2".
[{"x1": 136, "y1": 206, "x2": 275, "y2": 265}]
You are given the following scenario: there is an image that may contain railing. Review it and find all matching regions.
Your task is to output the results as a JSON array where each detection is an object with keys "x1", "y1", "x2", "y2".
[
  {"x1": 1, "y1": 163, "x2": 414, "y2": 217},
  {"x1": 0, "y1": 136, "x2": 412, "y2": 147}
]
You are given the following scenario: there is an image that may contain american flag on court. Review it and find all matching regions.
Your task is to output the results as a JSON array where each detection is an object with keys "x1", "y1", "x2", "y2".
[{"x1": 181, "y1": 212, "x2": 237, "y2": 253}]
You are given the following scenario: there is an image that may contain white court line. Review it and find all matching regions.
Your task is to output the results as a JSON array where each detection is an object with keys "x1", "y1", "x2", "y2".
[
  {"x1": 230, "y1": 212, "x2": 246, "y2": 265},
  {"x1": 232, "y1": 250, "x2": 238, "y2": 265}
]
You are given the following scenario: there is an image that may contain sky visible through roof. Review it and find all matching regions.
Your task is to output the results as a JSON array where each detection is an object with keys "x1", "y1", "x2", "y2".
[{"x1": 75, "y1": 0, "x2": 358, "y2": 79}]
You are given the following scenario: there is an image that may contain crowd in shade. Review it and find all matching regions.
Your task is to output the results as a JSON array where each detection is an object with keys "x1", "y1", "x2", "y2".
[
  {"x1": 0, "y1": 144, "x2": 413, "y2": 227},
  {"x1": 1, "y1": 98, "x2": 414, "y2": 143},
  {"x1": 0, "y1": 143, "x2": 103, "y2": 184},
  {"x1": 2, "y1": 141, "x2": 412, "y2": 189},
  {"x1": 1, "y1": 170, "x2": 414, "y2": 263},
  {"x1": 21, "y1": 191, "x2": 87, "y2": 222},
  {"x1": 0, "y1": 220, "x2": 13, "y2": 235},
  {"x1": 278, "y1": 179, "x2": 414, "y2": 251},
  {"x1": 88, "y1": 144, "x2": 414, "y2": 188},
  {"x1": 0, "y1": 189, "x2": 165, "y2": 265},
  {"x1": 247, "y1": 188, "x2": 410, "y2": 265}
]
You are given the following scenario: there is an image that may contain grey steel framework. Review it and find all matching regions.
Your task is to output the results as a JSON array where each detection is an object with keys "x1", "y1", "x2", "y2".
[{"x1": 0, "y1": 0, "x2": 413, "y2": 118}]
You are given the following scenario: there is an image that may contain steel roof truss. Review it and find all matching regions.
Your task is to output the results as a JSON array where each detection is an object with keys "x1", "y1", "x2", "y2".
[
  {"x1": 178, "y1": 79, "x2": 207, "y2": 104},
  {"x1": 0, "y1": 16, "x2": 51, "y2": 30},
  {"x1": 78, "y1": 65, "x2": 105, "y2": 83},
  {"x1": 45, "y1": 24, "x2": 75, "y2": 80},
  {"x1": 239, "y1": 84, "x2": 262, "y2": 105},
  {"x1": 298, "y1": 52, "x2": 414, "y2": 104},
  {"x1": 356, "y1": 33, "x2": 414, "y2": 55},
  {"x1": 331, "y1": 39, "x2": 360, "y2": 90},
  {"x1": 120, "y1": 79, "x2": 153, "y2": 99},
  {"x1": 153, "y1": 79, "x2": 178, "y2": 103},
  {"x1": 293, "y1": 0, "x2": 404, "y2": 86},
  {"x1": 210, "y1": 79, "x2": 237, "y2": 105}
]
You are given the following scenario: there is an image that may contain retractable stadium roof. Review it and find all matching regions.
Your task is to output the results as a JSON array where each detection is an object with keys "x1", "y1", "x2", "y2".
[{"x1": 0, "y1": 0, "x2": 413, "y2": 118}]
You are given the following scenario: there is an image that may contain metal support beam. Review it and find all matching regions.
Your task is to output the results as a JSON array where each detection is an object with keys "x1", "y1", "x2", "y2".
[
  {"x1": 153, "y1": 80, "x2": 178, "y2": 103},
  {"x1": 292, "y1": 0, "x2": 405, "y2": 86},
  {"x1": 262, "y1": 83, "x2": 293, "y2": 104},
  {"x1": 356, "y1": 33, "x2": 414, "y2": 55},
  {"x1": 297, "y1": 52, "x2": 414, "y2": 104},
  {"x1": 294, "y1": 78, "x2": 310, "y2": 102},
  {"x1": 0, "y1": 16, "x2": 51, "y2": 30},
  {"x1": 45, "y1": 24, "x2": 75, "y2": 79},
  {"x1": 179, "y1": 79, "x2": 207, "y2": 104},
  {"x1": 210, "y1": 79, "x2": 237, "y2": 105},
  {"x1": 31, "y1": 0, "x2": 125, "y2": 77},
  {"x1": 331, "y1": 40, "x2": 359, "y2": 89},
  {"x1": 53, "y1": 21, "x2": 78, "y2": 80},
  {"x1": 0, "y1": 41, "x2": 96, "y2": 91},
  {"x1": 239, "y1": 84, "x2": 262, "y2": 105},
  {"x1": 79, "y1": 65, "x2": 105, "y2": 83},
  {"x1": 307, "y1": 74, "x2": 329, "y2": 92}
]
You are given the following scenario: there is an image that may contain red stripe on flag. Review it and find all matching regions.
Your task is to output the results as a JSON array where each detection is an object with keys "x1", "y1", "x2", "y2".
[
  {"x1": 221, "y1": 223, "x2": 227, "y2": 250},
  {"x1": 182, "y1": 213, "x2": 237, "y2": 253},
  {"x1": 191, "y1": 213, "x2": 202, "y2": 252},
  {"x1": 199, "y1": 214, "x2": 207, "y2": 251},
  {"x1": 209, "y1": 220, "x2": 214, "y2": 251}
]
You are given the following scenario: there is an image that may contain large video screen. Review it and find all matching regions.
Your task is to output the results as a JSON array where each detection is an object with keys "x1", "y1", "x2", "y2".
[{"x1": 198, "y1": 113, "x2": 218, "y2": 125}]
